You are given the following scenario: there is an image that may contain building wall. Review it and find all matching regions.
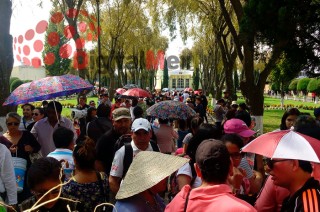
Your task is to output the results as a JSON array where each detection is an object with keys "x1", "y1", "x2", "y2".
[{"x1": 11, "y1": 65, "x2": 46, "y2": 81}]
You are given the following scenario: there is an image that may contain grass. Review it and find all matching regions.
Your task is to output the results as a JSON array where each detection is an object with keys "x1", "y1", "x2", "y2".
[{"x1": 16, "y1": 95, "x2": 319, "y2": 133}]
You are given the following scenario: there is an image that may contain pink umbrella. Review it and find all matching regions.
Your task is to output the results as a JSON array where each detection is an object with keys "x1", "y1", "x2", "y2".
[
  {"x1": 184, "y1": 87, "x2": 193, "y2": 92},
  {"x1": 194, "y1": 90, "x2": 200, "y2": 95},
  {"x1": 242, "y1": 130, "x2": 320, "y2": 162},
  {"x1": 122, "y1": 88, "x2": 151, "y2": 98},
  {"x1": 116, "y1": 88, "x2": 126, "y2": 94}
]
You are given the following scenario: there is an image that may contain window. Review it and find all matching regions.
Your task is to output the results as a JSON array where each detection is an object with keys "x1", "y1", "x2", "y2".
[
  {"x1": 172, "y1": 79, "x2": 176, "y2": 88},
  {"x1": 185, "y1": 79, "x2": 190, "y2": 88},
  {"x1": 178, "y1": 78, "x2": 184, "y2": 88}
]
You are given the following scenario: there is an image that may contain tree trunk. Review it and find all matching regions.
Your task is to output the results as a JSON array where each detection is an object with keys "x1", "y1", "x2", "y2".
[{"x1": 0, "y1": 0, "x2": 14, "y2": 116}]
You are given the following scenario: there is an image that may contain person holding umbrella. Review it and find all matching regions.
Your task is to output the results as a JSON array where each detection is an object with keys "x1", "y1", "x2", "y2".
[{"x1": 31, "y1": 101, "x2": 76, "y2": 156}]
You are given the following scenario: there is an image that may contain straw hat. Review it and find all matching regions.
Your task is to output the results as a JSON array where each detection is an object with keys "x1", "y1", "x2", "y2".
[{"x1": 116, "y1": 151, "x2": 189, "y2": 200}]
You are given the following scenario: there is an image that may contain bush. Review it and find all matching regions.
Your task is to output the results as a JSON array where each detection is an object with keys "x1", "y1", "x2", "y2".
[
  {"x1": 307, "y1": 78, "x2": 320, "y2": 93},
  {"x1": 288, "y1": 79, "x2": 299, "y2": 91},
  {"x1": 9, "y1": 77, "x2": 19, "y2": 85},
  {"x1": 10, "y1": 79, "x2": 23, "y2": 92},
  {"x1": 23, "y1": 80, "x2": 32, "y2": 83},
  {"x1": 297, "y1": 78, "x2": 311, "y2": 93}
]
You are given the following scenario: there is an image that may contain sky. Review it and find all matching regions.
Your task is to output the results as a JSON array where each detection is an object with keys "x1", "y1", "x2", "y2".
[{"x1": 10, "y1": 0, "x2": 193, "y2": 67}]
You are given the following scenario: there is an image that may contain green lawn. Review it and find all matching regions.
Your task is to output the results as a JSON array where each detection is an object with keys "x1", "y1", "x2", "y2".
[{"x1": 16, "y1": 95, "x2": 319, "y2": 133}]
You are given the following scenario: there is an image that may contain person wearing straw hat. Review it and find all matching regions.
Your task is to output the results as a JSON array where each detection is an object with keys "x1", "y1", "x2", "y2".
[
  {"x1": 114, "y1": 151, "x2": 189, "y2": 212},
  {"x1": 109, "y1": 118, "x2": 159, "y2": 194},
  {"x1": 166, "y1": 140, "x2": 256, "y2": 212},
  {"x1": 31, "y1": 101, "x2": 76, "y2": 157}
]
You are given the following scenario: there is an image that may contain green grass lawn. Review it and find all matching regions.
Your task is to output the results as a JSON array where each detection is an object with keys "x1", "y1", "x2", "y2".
[{"x1": 16, "y1": 95, "x2": 319, "y2": 133}]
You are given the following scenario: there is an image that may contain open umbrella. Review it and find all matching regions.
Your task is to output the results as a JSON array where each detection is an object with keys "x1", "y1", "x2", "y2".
[
  {"x1": 3, "y1": 74, "x2": 93, "y2": 106},
  {"x1": 116, "y1": 88, "x2": 126, "y2": 95},
  {"x1": 146, "y1": 100, "x2": 196, "y2": 120},
  {"x1": 241, "y1": 130, "x2": 320, "y2": 163},
  {"x1": 184, "y1": 87, "x2": 193, "y2": 92},
  {"x1": 122, "y1": 88, "x2": 151, "y2": 98}
]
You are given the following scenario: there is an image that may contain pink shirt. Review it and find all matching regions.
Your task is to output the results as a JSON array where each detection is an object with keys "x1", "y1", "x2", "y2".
[
  {"x1": 255, "y1": 168, "x2": 320, "y2": 212},
  {"x1": 254, "y1": 177, "x2": 290, "y2": 212},
  {"x1": 165, "y1": 184, "x2": 256, "y2": 212},
  {"x1": 155, "y1": 124, "x2": 178, "y2": 153}
]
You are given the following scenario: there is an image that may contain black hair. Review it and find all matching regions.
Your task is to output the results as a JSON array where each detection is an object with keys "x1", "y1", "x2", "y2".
[
  {"x1": 96, "y1": 104, "x2": 111, "y2": 118},
  {"x1": 47, "y1": 101, "x2": 63, "y2": 113},
  {"x1": 133, "y1": 106, "x2": 144, "y2": 119},
  {"x1": 217, "y1": 99, "x2": 225, "y2": 104},
  {"x1": 42, "y1": 100, "x2": 48, "y2": 105},
  {"x1": 131, "y1": 98, "x2": 138, "y2": 107},
  {"x1": 53, "y1": 127, "x2": 74, "y2": 148},
  {"x1": 178, "y1": 119, "x2": 187, "y2": 130},
  {"x1": 280, "y1": 108, "x2": 301, "y2": 130},
  {"x1": 27, "y1": 157, "x2": 62, "y2": 189},
  {"x1": 221, "y1": 133, "x2": 244, "y2": 149},
  {"x1": 235, "y1": 110, "x2": 251, "y2": 127},
  {"x1": 73, "y1": 137, "x2": 96, "y2": 170},
  {"x1": 190, "y1": 116, "x2": 204, "y2": 134},
  {"x1": 158, "y1": 118, "x2": 169, "y2": 124},
  {"x1": 34, "y1": 107, "x2": 45, "y2": 115},
  {"x1": 187, "y1": 124, "x2": 221, "y2": 168},
  {"x1": 86, "y1": 107, "x2": 97, "y2": 122},
  {"x1": 22, "y1": 103, "x2": 35, "y2": 111},
  {"x1": 298, "y1": 160, "x2": 313, "y2": 173}
]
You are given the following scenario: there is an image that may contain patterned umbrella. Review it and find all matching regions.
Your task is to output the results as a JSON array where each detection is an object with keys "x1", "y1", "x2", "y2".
[
  {"x1": 146, "y1": 100, "x2": 196, "y2": 120},
  {"x1": 3, "y1": 74, "x2": 93, "y2": 106},
  {"x1": 122, "y1": 88, "x2": 151, "y2": 98}
]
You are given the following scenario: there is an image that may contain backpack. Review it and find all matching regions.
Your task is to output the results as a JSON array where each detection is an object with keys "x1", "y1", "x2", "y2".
[
  {"x1": 122, "y1": 140, "x2": 159, "y2": 178},
  {"x1": 167, "y1": 159, "x2": 196, "y2": 202},
  {"x1": 113, "y1": 134, "x2": 132, "y2": 153}
]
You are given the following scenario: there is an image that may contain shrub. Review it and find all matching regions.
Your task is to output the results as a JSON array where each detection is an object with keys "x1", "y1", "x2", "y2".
[
  {"x1": 289, "y1": 79, "x2": 299, "y2": 91},
  {"x1": 297, "y1": 78, "x2": 311, "y2": 94},
  {"x1": 307, "y1": 78, "x2": 320, "y2": 94},
  {"x1": 10, "y1": 79, "x2": 23, "y2": 92},
  {"x1": 9, "y1": 77, "x2": 19, "y2": 85}
]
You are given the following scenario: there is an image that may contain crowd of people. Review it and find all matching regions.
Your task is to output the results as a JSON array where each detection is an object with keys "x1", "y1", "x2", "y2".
[{"x1": 0, "y1": 88, "x2": 319, "y2": 211}]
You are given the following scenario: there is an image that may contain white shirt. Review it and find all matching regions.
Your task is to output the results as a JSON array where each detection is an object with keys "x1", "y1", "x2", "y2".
[
  {"x1": 0, "y1": 143, "x2": 17, "y2": 204},
  {"x1": 110, "y1": 140, "x2": 153, "y2": 178},
  {"x1": 19, "y1": 117, "x2": 34, "y2": 131},
  {"x1": 31, "y1": 116, "x2": 76, "y2": 156},
  {"x1": 176, "y1": 163, "x2": 202, "y2": 188}
]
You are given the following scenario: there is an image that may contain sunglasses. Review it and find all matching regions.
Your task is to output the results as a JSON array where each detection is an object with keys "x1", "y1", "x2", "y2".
[
  {"x1": 266, "y1": 158, "x2": 289, "y2": 169},
  {"x1": 6, "y1": 122, "x2": 19, "y2": 126},
  {"x1": 32, "y1": 113, "x2": 39, "y2": 116}
]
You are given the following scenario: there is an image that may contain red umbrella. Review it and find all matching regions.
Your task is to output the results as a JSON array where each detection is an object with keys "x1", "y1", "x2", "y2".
[
  {"x1": 242, "y1": 130, "x2": 320, "y2": 162},
  {"x1": 194, "y1": 90, "x2": 200, "y2": 95},
  {"x1": 122, "y1": 88, "x2": 151, "y2": 98},
  {"x1": 116, "y1": 88, "x2": 126, "y2": 94},
  {"x1": 184, "y1": 87, "x2": 193, "y2": 92}
]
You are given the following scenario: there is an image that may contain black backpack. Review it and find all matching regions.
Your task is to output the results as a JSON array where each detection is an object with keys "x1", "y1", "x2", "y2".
[{"x1": 122, "y1": 140, "x2": 159, "y2": 178}]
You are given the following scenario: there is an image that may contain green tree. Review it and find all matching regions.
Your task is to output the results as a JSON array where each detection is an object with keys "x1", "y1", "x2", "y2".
[
  {"x1": 307, "y1": 78, "x2": 320, "y2": 95},
  {"x1": 180, "y1": 48, "x2": 192, "y2": 70},
  {"x1": 0, "y1": 0, "x2": 14, "y2": 115},
  {"x1": 162, "y1": 58, "x2": 169, "y2": 88},
  {"x1": 192, "y1": 67, "x2": 200, "y2": 90},
  {"x1": 43, "y1": 10, "x2": 71, "y2": 76},
  {"x1": 297, "y1": 78, "x2": 311, "y2": 101}
]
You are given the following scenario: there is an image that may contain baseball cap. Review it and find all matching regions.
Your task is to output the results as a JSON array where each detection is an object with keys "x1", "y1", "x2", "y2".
[
  {"x1": 195, "y1": 139, "x2": 230, "y2": 178},
  {"x1": 224, "y1": 118, "x2": 255, "y2": 138},
  {"x1": 131, "y1": 118, "x2": 151, "y2": 132},
  {"x1": 112, "y1": 108, "x2": 131, "y2": 121},
  {"x1": 231, "y1": 101, "x2": 238, "y2": 106}
]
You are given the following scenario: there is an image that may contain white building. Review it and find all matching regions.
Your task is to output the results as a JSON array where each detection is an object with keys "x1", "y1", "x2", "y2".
[
  {"x1": 155, "y1": 69, "x2": 194, "y2": 91},
  {"x1": 11, "y1": 65, "x2": 46, "y2": 81}
]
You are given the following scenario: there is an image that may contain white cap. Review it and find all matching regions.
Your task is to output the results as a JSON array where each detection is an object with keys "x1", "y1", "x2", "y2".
[{"x1": 131, "y1": 118, "x2": 151, "y2": 132}]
